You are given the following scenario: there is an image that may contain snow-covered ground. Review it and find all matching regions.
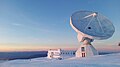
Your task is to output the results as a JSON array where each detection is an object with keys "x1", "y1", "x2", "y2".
[{"x1": 1, "y1": 53, "x2": 120, "y2": 67}]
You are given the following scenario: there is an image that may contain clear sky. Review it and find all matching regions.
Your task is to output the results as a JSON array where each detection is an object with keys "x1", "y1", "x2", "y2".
[{"x1": 0, "y1": 0, "x2": 120, "y2": 51}]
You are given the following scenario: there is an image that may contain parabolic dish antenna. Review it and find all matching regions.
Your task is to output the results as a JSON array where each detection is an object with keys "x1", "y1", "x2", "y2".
[
  {"x1": 70, "y1": 11, "x2": 115, "y2": 41},
  {"x1": 70, "y1": 10, "x2": 115, "y2": 58}
]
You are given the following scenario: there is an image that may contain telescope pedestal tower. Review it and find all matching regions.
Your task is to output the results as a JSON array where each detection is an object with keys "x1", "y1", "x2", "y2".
[
  {"x1": 70, "y1": 11, "x2": 115, "y2": 58},
  {"x1": 76, "y1": 38, "x2": 98, "y2": 57}
]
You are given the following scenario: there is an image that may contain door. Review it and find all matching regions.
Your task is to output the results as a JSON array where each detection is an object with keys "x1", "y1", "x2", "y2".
[{"x1": 82, "y1": 53, "x2": 85, "y2": 57}]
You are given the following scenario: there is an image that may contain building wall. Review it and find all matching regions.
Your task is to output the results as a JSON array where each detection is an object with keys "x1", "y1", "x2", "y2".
[{"x1": 76, "y1": 45, "x2": 98, "y2": 57}]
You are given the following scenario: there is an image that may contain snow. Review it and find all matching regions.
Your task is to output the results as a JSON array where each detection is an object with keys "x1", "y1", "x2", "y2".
[{"x1": 1, "y1": 53, "x2": 120, "y2": 67}]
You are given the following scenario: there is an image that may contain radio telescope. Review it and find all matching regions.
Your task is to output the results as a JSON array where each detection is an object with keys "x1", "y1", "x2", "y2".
[{"x1": 70, "y1": 11, "x2": 115, "y2": 57}]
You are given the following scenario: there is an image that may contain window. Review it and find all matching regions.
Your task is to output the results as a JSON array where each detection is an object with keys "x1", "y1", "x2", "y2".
[{"x1": 81, "y1": 47, "x2": 85, "y2": 51}]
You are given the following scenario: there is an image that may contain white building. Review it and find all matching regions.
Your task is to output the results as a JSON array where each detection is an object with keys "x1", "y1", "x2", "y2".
[{"x1": 47, "y1": 49, "x2": 75, "y2": 59}]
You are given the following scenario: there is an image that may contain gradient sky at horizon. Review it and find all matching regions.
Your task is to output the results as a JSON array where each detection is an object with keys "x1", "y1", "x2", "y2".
[{"x1": 0, "y1": 0, "x2": 120, "y2": 51}]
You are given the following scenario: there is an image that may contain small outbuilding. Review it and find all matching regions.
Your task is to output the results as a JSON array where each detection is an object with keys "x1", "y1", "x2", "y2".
[{"x1": 47, "y1": 49, "x2": 75, "y2": 59}]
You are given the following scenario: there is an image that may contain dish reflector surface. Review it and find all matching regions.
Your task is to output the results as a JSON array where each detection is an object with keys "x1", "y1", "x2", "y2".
[{"x1": 71, "y1": 11, "x2": 115, "y2": 40}]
